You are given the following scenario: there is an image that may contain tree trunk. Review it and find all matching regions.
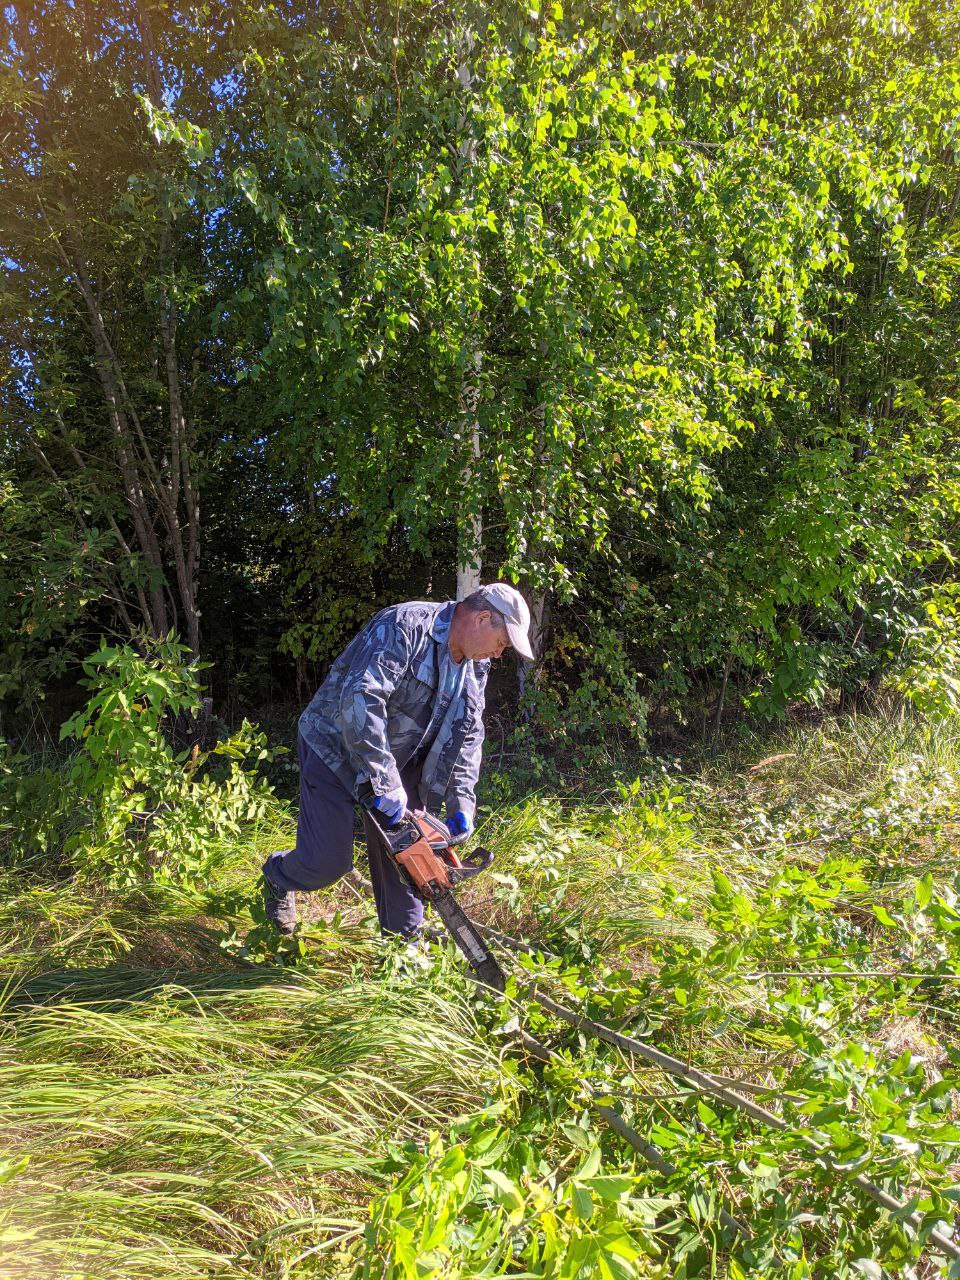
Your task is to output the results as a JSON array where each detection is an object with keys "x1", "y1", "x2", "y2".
[
  {"x1": 139, "y1": 7, "x2": 202, "y2": 657},
  {"x1": 518, "y1": 356, "x2": 550, "y2": 708},
  {"x1": 456, "y1": 349, "x2": 483, "y2": 600},
  {"x1": 712, "y1": 653, "x2": 734, "y2": 742},
  {"x1": 14, "y1": 8, "x2": 203, "y2": 656},
  {"x1": 517, "y1": 590, "x2": 549, "y2": 710},
  {"x1": 68, "y1": 250, "x2": 171, "y2": 636},
  {"x1": 158, "y1": 259, "x2": 201, "y2": 656},
  {"x1": 453, "y1": 44, "x2": 482, "y2": 603}
]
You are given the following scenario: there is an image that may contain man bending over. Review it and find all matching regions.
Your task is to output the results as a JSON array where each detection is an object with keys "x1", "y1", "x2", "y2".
[{"x1": 261, "y1": 584, "x2": 533, "y2": 937}]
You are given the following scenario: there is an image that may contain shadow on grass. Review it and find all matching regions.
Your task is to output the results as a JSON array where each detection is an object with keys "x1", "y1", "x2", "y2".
[{"x1": 2, "y1": 956, "x2": 296, "y2": 1012}]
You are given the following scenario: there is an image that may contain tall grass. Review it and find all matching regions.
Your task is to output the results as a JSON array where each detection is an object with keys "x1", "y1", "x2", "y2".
[
  {"x1": 0, "y1": 927, "x2": 513, "y2": 1277},
  {"x1": 469, "y1": 710, "x2": 960, "y2": 953},
  {"x1": 2, "y1": 708, "x2": 959, "y2": 1277}
]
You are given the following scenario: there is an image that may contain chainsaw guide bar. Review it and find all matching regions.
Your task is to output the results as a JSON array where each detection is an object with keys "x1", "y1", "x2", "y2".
[{"x1": 360, "y1": 794, "x2": 506, "y2": 992}]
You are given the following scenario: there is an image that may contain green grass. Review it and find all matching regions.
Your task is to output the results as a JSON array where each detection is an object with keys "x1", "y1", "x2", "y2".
[
  {"x1": 0, "y1": 914, "x2": 512, "y2": 1277},
  {"x1": 2, "y1": 710, "x2": 960, "y2": 1278}
]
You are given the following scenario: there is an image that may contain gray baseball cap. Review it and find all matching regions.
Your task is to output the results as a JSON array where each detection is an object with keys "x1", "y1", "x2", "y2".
[{"x1": 476, "y1": 583, "x2": 534, "y2": 659}]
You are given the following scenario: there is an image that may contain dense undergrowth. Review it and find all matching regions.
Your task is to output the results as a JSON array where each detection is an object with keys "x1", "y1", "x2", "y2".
[{"x1": 2, "y1": 708, "x2": 960, "y2": 1278}]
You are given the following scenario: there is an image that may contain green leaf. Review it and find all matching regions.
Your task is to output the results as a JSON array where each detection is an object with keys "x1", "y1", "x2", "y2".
[
  {"x1": 534, "y1": 109, "x2": 553, "y2": 142},
  {"x1": 0, "y1": 1155, "x2": 29, "y2": 1185},
  {"x1": 570, "y1": 1183, "x2": 594, "y2": 1221},
  {"x1": 852, "y1": 1262, "x2": 883, "y2": 1280},
  {"x1": 582, "y1": 1174, "x2": 634, "y2": 1202},
  {"x1": 915, "y1": 873, "x2": 933, "y2": 909},
  {"x1": 872, "y1": 905, "x2": 897, "y2": 928},
  {"x1": 483, "y1": 1168, "x2": 525, "y2": 1223}
]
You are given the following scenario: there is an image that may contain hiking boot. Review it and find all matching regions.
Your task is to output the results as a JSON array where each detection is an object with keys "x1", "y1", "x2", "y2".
[{"x1": 261, "y1": 861, "x2": 297, "y2": 935}]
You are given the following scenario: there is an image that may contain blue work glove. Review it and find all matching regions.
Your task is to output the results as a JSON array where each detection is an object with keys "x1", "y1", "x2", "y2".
[
  {"x1": 446, "y1": 810, "x2": 474, "y2": 845},
  {"x1": 371, "y1": 787, "x2": 408, "y2": 827}
]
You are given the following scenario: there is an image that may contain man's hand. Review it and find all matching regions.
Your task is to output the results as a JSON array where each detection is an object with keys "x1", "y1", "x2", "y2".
[
  {"x1": 446, "y1": 810, "x2": 474, "y2": 845},
  {"x1": 371, "y1": 787, "x2": 408, "y2": 827}
]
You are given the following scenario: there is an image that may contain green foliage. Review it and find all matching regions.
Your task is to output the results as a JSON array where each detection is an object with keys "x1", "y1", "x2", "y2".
[
  {"x1": 0, "y1": 0, "x2": 220, "y2": 681},
  {"x1": 162, "y1": 0, "x2": 960, "y2": 726},
  {"x1": 2, "y1": 638, "x2": 279, "y2": 888},
  {"x1": 471, "y1": 714, "x2": 960, "y2": 1276},
  {"x1": 502, "y1": 605, "x2": 651, "y2": 790},
  {"x1": 3, "y1": 0, "x2": 960, "y2": 730},
  {"x1": 360, "y1": 1124, "x2": 653, "y2": 1279},
  {"x1": 0, "y1": 745, "x2": 71, "y2": 867},
  {"x1": 271, "y1": 509, "x2": 429, "y2": 673},
  {"x1": 0, "y1": 471, "x2": 118, "y2": 709}
]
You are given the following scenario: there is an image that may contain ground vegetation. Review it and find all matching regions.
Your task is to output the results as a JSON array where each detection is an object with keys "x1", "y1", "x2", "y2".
[
  {"x1": 2, "y1": 682, "x2": 960, "y2": 1277},
  {"x1": 3, "y1": 0, "x2": 960, "y2": 1273}
]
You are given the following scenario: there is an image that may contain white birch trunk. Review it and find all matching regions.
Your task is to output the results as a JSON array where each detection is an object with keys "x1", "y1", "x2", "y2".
[
  {"x1": 518, "y1": 358, "x2": 551, "y2": 707},
  {"x1": 518, "y1": 590, "x2": 549, "y2": 707},
  {"x1": 456, "y1": 348, "x2": 483, "y2": 599},
  {"x1": 454, "y1": 45, "x2": 482, "y2": 602}
]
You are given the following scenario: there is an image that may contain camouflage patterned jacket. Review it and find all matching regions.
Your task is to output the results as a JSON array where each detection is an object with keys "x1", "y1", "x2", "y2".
[{"x1": 299, "y1": 601, "x2": 489, "y2": 820}]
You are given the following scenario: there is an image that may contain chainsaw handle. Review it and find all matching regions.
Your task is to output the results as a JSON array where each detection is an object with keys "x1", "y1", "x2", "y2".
[
  {"x1": 357, "y1": 782, "x2": 411, "y2": 835},
  {"x1": 363, "y1": 803, "x2": 412, "y2": 835},
  {"x1": 446, "y1": 845, "x2": 494, "y2": 885}
]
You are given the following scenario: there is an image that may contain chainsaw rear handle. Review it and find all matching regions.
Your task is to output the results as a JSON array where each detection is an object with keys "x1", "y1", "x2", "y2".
[
  {"x1": 357, "y1": 781, "x2": 408, "y2": 831},
  {"x1": 357, "y1": 781, "x2": 496, "y2": 901},
  {"x1": 355, "y1": 783, "x2": 505, "y2": 989}
]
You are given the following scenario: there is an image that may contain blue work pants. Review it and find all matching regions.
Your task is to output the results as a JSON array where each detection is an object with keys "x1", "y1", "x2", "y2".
[{"x1": 263, "y1": 734, "x2": 424, "y2": 938}]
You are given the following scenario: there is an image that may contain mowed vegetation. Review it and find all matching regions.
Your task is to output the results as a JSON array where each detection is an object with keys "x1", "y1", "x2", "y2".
[{"x1": 3, "y1": 707, "x2": 959, "y2": 1279}]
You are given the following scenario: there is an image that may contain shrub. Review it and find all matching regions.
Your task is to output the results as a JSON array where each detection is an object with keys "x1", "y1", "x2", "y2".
[{"x1": 1, "y1": 637, "x2": 279, "y2": 888}]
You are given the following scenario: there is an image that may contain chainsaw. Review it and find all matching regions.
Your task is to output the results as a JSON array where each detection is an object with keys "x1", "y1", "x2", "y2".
[{"x1": 359, "y1": 788, "x2": 506, "y2": 992}]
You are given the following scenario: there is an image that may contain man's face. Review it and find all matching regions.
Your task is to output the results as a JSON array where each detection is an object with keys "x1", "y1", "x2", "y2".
[{"x1": 461, "y1": 609, "x2": 511, "y2": 661}]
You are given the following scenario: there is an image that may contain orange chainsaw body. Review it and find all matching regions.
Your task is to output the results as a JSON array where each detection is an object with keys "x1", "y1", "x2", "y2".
[{"x1": 394, "y1": 811, "x2": 465, "y2": 898}]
